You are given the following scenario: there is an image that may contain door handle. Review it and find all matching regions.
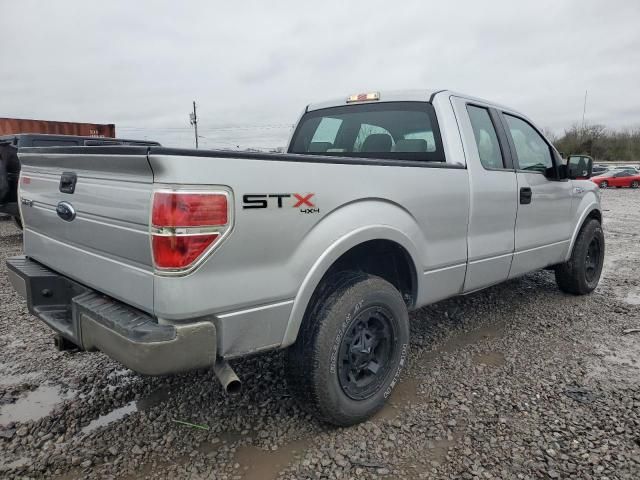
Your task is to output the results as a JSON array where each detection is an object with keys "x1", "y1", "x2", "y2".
[
  {"x1": 520, "y1": 187, "x2": 532, "y2": 204},
  {"x1": 59, "y1": 172, "x2": 77, "y2": 194}
]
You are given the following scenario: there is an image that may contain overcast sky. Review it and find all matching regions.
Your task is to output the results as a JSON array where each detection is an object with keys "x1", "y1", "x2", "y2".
[{"x1": 2, "y1": 0, "x2": 639, "y2": 149}]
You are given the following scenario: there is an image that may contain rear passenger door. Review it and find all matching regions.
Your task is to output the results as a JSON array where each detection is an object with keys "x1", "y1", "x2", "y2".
[
  {"x1": 499, "y1": 113, "x2": 573, "y2": 277},
  {"x1": 451, "y1": 97, "x2": 518, "y2": 292}
]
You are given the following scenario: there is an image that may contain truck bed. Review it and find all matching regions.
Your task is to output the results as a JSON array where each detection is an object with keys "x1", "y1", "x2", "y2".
[{"x1": 17, "y1": 145, "x2": 469, "y2": 357}]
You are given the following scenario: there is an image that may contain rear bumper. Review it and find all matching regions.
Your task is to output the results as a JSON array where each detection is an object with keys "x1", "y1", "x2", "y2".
[{"x1": 6, "y1": 256, "x2": 216, "y2": 375}]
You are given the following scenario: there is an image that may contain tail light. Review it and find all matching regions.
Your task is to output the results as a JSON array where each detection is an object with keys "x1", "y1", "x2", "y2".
[{"x1": 151, "y1": 190, "x2": 231, "y2": 272}]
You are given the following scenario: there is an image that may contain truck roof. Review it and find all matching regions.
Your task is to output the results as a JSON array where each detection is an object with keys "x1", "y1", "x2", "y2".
[
  {"x1": 307, "y1": 89, "x2": 441, "y2": 111},
  {"x1": 306, "y1": 89, "x2": 514, "y2": 114}
]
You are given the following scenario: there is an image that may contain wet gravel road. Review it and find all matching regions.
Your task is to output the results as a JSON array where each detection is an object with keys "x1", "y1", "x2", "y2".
[{"x1": 1, "y1": 189, "x2": 639, "y2": 479}]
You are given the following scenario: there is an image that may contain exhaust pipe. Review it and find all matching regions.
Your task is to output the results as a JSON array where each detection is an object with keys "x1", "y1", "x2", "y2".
[{"x1": 213, "y1": 358, "x2": 242, "y2": 395}]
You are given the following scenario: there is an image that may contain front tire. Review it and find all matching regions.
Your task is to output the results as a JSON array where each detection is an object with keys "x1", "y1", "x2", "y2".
[
  {"x1": 286, "y1": 272, "x2": 409, "y2": 426},
  {"x1": 631, "y1": 180, "x2": 639, "y2": 189},
  {"x1": 555, "y1": 219, "x2": 604, "y2": 295},
  {"x1": 599, "y1": 181, "x2": 608, "y2": 188}
]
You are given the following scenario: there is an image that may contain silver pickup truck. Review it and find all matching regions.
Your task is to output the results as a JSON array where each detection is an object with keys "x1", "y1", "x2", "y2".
[{"x1": 7, "y1": 90, "x2": 604, "y2": 426}]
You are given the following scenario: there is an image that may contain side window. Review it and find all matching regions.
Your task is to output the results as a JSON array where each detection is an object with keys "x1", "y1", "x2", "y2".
[
  {"x1": 466, "y1": 105, "x2": 505, "y2": 169},
  {"x1": 504, "y1": 114, "x2": 553, "y2": 173}
]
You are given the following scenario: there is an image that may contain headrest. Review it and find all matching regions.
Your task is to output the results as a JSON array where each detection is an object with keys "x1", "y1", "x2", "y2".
[{"x1": 361, "y1": 134, "x2": 392, "y2": 152}]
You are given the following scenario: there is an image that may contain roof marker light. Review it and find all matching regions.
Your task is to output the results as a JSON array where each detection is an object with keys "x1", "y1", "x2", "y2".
[{"x1": 346, "y1": 92, "x2": 380, "y2": 103}]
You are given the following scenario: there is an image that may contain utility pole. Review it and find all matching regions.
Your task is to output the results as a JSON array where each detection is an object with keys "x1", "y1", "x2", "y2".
[
  {"x1": 581, "y1": 90, "x2": 588, "y2": 132},
  {"x1": 189, "y1": 100, "x2": 199, "y2": 149}
]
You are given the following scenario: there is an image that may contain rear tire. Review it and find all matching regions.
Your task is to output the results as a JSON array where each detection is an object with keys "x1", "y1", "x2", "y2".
[
  {"x1": 555, "y1": 219, "x2": 604, "y2": 295},
  {"x1": 286, "y1": 272, "x2": 409, "y2": 426},
  {"x1": 631, "y1": 181, "x2": 639, "y2": 189}
]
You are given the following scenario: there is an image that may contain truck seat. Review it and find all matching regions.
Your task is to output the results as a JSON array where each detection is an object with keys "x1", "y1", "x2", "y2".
[{"x1": 361, "y1": 134, "x2": 392, "y2": 152}]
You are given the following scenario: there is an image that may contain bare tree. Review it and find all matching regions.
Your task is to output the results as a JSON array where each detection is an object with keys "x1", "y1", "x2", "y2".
[
  {"x1": 541, "y1": 127, "x2": 558, "y2": 143},
  {"x1": 553, "y1": 122, "x2": 640, "y2": 162}
]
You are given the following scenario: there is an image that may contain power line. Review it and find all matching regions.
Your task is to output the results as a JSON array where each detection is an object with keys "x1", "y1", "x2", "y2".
[
  {"x1": 197, "y1": 135, "x2": 240, "y2": 148},
  {"x1": 117, "y1": 123, "x2": 294, "y2": 132}
]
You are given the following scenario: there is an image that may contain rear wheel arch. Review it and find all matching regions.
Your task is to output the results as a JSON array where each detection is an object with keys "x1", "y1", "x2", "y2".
[
  {"x1": 281, "y1": 230, "x2": 420, "y2": 348},
  {"x1": 321, "y1": 239, "x2": 417, "y2": 305},
  {"x1": 285, "y1": 271, "x2": 410, "y2": 425}
]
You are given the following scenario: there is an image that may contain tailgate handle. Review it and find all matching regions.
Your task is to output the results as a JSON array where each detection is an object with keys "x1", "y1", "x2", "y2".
[
  {"x1": 59, "y1": 172, "x2": 77, "y2": 194},
  {"x1": 519, "y1": 187, "x2": 532, "y2": 204}
]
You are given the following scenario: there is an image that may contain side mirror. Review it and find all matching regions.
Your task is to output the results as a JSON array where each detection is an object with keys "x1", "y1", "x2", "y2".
[{"x1": 567, "y1": 156, "x2": 593, "y2": 179}]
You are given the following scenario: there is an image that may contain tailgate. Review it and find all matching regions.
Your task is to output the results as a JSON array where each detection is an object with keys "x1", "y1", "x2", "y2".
[{"x1": 18, "y1": 147, "x2": 155, "y2": 313}]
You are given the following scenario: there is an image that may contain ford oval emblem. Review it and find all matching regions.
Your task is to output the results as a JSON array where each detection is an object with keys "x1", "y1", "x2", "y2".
[{"x1": 56, "y1": 201, "x2": 76, "y2": 222}]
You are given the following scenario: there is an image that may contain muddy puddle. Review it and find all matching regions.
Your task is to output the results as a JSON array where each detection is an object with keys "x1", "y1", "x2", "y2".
[
  {"x1": 623, "y1": 292, "x2": 640, "y2": 305},
  {"x1": 401, "y1": 434, "x2": 462, "y2": 478},
  {"x1": 0, "y1": 372, "x2": 39, "y2": 386},
  {"x1": 427, "y1": 437, "x2": 457, "y2": 460},
  {"x1": 81, "y1": 386, "x2": 171, "y2": 435},
  {"x1": 0, "y1": 384, "x2": 74, "y2": 426},
  {"x1": 599, "y1": 236, "x2": 639, "y2": 305},
  {"x1": 81, "y1": 402, "x2": 137, "y2": 435},
  {"x1": 375, "y1": 376, "x2": 420, "y2": 420},
  {"x1": 376, "y1": 321, "x2": 506, "y2": 420},
  {"x1": 0, "y1": 456, "x2": 29, "y2": 471},
  {"x1": 588, "y1": 336, "x2": 640, "y2": 385},
  {"x1": 472, "y1": 351, "x2": 506, "y2": 367},
  {"x1": 194, "y1": 431, "x2": 309, "y2": 480},
  {"x1": 233, "y1": 437, "x2": 311, "y2": 480},
  {"x1": 439, "y1": 321, "x2": 506, "y2": 354}
]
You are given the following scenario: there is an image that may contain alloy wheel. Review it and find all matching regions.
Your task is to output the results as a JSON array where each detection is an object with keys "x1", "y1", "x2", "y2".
[
  {"x1": 337, "y1": 306, "x2": 396, "y2": 400},
  {"x1": 585, "y1": 237, "x2": 602, "y2": 283}
]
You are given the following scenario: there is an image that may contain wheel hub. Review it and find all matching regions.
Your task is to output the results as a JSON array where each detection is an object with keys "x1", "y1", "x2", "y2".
[
  {"x1": 585, "y1": 237, "x2": 601, "y2": 282},
  {"x1": 338, "y1": 307, "x2": 396, "y2": 400}
]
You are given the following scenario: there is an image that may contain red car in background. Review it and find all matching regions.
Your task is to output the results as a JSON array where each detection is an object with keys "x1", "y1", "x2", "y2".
[{"x1": 591, "y1": 169, "x2": 640, "y2": 189}]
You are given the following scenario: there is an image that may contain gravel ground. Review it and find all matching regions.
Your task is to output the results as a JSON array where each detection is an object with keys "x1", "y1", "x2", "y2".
[{"x1": 0, "y1": 190, "x2": 639, "y2": 480}]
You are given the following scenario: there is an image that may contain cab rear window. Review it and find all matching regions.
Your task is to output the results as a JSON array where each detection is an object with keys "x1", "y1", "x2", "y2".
[{"x1": 289, "y1": 102, "x2": 445, "y2": 162}]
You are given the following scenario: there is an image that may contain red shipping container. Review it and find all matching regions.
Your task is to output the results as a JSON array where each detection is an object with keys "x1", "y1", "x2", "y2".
[{"x1": 0, "y1": 117, "x2": 115, "y2": 137}]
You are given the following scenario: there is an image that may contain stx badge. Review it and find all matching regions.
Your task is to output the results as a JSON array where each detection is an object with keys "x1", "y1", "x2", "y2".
[{"x1": 243, "y1": 193, "x2": 319, "y2": 214}]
